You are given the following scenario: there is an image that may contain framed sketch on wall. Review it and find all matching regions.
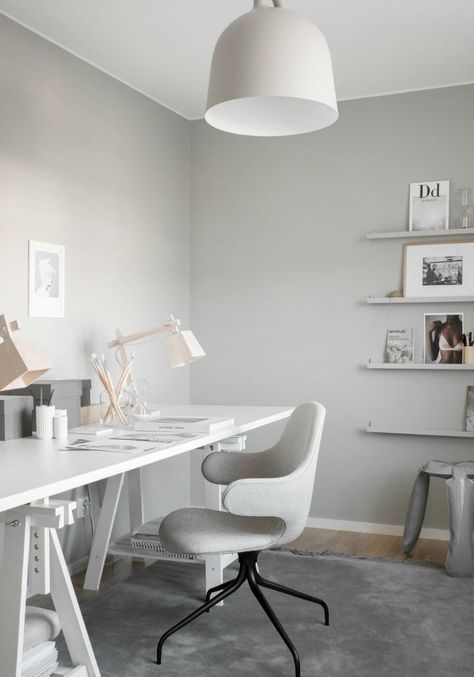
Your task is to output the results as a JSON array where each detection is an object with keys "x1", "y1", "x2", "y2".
[
  {"x1": 403, "y1": 240, "x2": 474, "y2": 298},
  {"x1": 28, "y1": 240, "x2": 65, "y2": 317}
]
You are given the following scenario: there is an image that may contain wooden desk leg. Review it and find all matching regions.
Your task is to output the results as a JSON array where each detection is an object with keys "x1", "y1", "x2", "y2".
[
  {"x1": 83, "y1": 474, "x2": 125, "y2": 591},
  {"x1": 50, "y1": 530, "x2": 100, "y2": 676},
  {"x1": 0, "y1": 514, "x2": 31, "y2": 677}
]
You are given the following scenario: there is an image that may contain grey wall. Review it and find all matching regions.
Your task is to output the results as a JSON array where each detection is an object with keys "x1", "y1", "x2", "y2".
[
  {"x1": 2, "y1": 11, "x2": 473, "y2": 541},
  {"x1": 0, "y1": 15, "x2": 193, "y2": 563},
  {"x1": 190, "y1": 84, "x2": 474, "y2": 529}
]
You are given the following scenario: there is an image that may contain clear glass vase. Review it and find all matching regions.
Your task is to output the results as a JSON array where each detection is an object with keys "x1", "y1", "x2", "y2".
[
  {"x1": 99, "y1": 390, "x2": 131, "y2": 427},
  {"x1": 455, "y1": 188, "x2": 473, "y2": 229},
  {"x1": 127, "y1": 378, "x2": 151, "y2": 419}
]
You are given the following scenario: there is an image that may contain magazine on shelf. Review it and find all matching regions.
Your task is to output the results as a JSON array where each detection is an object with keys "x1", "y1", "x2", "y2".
[
  {"x1": 385, "y1": 329, "x2": 415, "y2": 364},
  {"x1": 133, "y1": 416, "x2": 235, "y2": 434},
  {"x1": 409, "y1": 180, "x2": 450, "y2": 231}
]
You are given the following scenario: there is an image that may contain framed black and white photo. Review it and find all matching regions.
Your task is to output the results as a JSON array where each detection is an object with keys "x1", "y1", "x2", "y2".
[
  {"x1": 423, "y1": 313, "x2": 463, "y2": 364},
  {"x1": 409, "y1": 180, "x2": 450, "y2": 231},
  {"x1": 404, "y1": 240, "x2": 474, "y2": 298},
  {"x1": 28, "y1": 240, "x2": 65, "y2": 317}
]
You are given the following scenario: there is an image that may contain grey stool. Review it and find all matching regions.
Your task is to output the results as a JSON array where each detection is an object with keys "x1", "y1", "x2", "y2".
[
  {"x1": 156, "y1": 401, "x2": 327, "y2": 677},
  {"x1": 403, "y1": 460, "x2": 474, "y2": 577}
]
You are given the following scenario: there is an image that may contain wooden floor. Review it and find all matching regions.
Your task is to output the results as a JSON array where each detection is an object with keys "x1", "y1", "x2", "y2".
[
  {"x1": 72, "y1": 527, "x2": 447, "y2": 601},
  {"x1": 290, "y1": 527, "x2": 447, "y2": 564}
]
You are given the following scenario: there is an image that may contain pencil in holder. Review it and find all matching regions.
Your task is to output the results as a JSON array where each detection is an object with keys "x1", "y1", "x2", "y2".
[{"x1": 36, "y1": 405, "x2": 55, "y2": 440}]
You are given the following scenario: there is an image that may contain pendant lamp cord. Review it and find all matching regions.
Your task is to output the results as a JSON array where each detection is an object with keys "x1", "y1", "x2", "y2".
[{"x1": 254, "y1": 0, "x2": 285, "y2": 7}]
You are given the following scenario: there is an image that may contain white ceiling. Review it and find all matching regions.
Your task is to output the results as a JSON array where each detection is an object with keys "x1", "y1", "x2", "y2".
[{"x1": 1, "y1": 0, "x2": 474, "y2": 120}]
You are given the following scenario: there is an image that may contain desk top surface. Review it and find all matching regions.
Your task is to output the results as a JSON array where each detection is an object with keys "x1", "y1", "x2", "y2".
[{"x1": 0, "y1": 404, "x2": 292, "y2": 513}]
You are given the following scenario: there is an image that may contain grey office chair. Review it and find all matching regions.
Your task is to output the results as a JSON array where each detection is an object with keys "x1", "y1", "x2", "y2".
[{"x1": 156, "y1": 401, "x2": 327, "y2": 677}]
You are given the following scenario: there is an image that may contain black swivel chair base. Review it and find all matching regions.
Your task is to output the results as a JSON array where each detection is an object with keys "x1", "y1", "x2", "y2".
[{"x1": 156, "y1": 550, "x2": 329, "y2": 677}]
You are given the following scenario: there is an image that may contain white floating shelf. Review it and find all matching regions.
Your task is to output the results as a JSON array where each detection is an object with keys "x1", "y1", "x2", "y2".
[
  {"x1": 367, "y1": 296, "x2": 474, "y2": 305},
  {"x1": 366, "y1": 362, "x2": 474, "y2": 370},
  {"x1": 366, "y1": 227, "x2": 474, "y2": 240},
  {"x1": 367, "y1": 423, "x2": 474, "y2": 438}
]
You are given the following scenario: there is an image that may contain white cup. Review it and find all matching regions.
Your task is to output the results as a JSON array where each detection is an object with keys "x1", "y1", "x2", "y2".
[{"x1": 53, "y1": 409, "x2": 68, "y2": 439}]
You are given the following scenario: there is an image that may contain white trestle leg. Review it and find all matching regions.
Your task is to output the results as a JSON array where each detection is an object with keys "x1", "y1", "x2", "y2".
[
  {"x1": 83, "y1": 474, "x2": 125, "y2": 591},
  {"x1": 0, "y1": 500, "x2": 101, "y2": 677}
]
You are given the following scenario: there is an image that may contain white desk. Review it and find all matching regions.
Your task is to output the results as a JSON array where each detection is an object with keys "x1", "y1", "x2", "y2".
[{"x1": 0, "y1": 404, "x2": 292, "y2": 677}]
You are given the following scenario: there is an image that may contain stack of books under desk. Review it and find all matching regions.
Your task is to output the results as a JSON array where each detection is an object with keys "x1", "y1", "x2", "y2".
[{"x1": 23, "y1": 607, "x2": 61, "y2": 677}]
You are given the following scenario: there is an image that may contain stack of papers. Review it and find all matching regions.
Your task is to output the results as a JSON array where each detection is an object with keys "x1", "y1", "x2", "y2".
[
  {"x1": 64, "y1": 438, "x2": 160, "y2": 454},
  {"x1": 22, "y1": 641, "x2": 58, "y2": 677},
  {"x1": 63, "y1": 431, "x2": 205, "y2": 454},
  {"x1": 112, "y1": 431, "x2": 202, "y2": 443}
]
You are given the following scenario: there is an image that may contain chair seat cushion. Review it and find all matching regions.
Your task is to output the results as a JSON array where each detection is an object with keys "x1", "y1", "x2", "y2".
[{"x1": 159, "y1": 507, "x2": 285, "y2": 555}]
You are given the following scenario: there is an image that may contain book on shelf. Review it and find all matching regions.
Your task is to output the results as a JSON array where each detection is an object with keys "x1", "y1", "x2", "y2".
[
  {"x1": 384, "y1": 329, "x2": 415, "y2": 364},
  {"x1": 466, "y1": 386, "x2": 474, "y2": 432},
  {"x1": 409, "y1": 180, "x2": 450, "y2": 231},
  {"x1": 134, "y1": 415, "x2": 235, "y2": 434}
]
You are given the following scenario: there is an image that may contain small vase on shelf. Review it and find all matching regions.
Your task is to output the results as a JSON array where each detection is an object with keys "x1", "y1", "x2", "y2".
[{"x1": 455, "y1": 188, "x2": 472, "y2": 229}]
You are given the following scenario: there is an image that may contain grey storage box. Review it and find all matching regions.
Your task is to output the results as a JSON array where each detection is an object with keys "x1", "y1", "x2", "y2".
[
  {"x1": 81, "y1": 379, "x2": 92, "y2": 406},
  {"x1": 5, "y1": 379, "x2": 92, "y2": 428},
  {"x1": 0, "y1": 395, "x2": 33, "y2": 440}
]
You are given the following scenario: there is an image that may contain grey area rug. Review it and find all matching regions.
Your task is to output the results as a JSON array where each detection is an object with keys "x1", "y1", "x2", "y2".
[{"x1": 62, "y1": 551, "x2": 474, "y2": 677}]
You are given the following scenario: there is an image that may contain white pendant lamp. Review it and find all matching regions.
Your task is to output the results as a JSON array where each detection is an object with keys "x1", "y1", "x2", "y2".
[{"x1": 205, "y1": 0, "x2": 338, "y2": 137}]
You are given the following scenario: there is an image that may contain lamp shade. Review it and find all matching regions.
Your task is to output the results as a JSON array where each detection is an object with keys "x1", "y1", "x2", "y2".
[
  {"x1": 0, "y1": 315, "x2": 52, "y2": 391},
  {"x1": 165, "y1": 330, "x2": 206, "y2": 368},
  {"x1": 205, "y1": 2, "x2": 338, "y2": 136}
]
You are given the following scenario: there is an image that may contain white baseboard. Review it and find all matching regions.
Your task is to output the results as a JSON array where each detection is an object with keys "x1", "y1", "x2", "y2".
[{"x1": 306, "y1": 517, "x2": 449, "y2": 542}]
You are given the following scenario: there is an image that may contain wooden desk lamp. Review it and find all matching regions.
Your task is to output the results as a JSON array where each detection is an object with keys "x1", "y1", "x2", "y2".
[{"x1": 107, "y1": 314, "x2": 206, "y2": 381}]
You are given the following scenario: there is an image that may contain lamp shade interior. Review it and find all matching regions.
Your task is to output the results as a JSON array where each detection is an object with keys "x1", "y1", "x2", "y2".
[
  {"x1": 206, "y1": 95, "x2": 338, "y2": 137},
  {"x1": 165, "y1": 330, "x2": 206, "y2": 368}
]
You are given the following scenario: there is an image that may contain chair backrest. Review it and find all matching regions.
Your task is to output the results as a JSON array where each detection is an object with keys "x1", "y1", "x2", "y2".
[
  {"x1": 222, "y1": 401, "x2": 326, "y2": 546},
  {"x1": 272, "y1": 401, "x2": 325, "y2": 476},
  {"x1": 270, "y1": 401, "x2": 325, "y2": 544}
]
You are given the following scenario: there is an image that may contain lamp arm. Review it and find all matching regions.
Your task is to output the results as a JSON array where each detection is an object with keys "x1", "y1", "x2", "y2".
[{"x1": 107, "y1": 316, "x2": 179, "y2": 349}]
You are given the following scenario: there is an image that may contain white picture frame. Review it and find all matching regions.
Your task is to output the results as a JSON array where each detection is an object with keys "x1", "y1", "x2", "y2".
[
  {"x1": 28, "y1": 240, "x2": 65, "y2": 317},
  {"x1": 403, "y1": 240, "x2": 474, "y2": 298},
  {"x1": 408, "y1": 180, "x2": 450, "y2": 231}
]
